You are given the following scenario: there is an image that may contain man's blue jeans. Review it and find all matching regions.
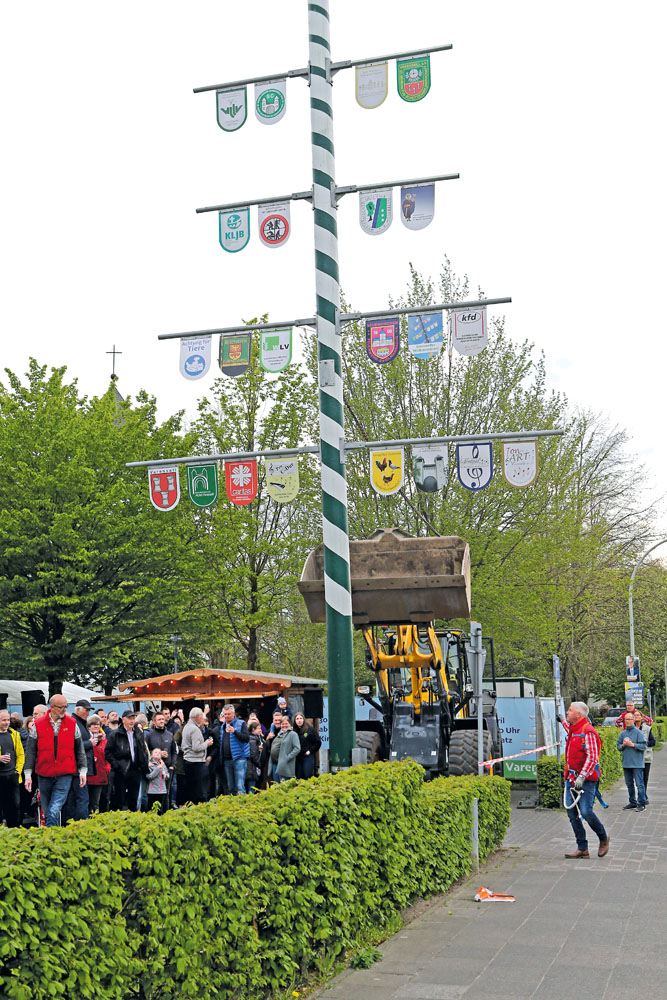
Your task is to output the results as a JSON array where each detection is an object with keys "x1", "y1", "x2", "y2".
[
  {"x1": 63, "y1": 776, "x2": 89, "y2": 822},
  {"x1": 565, "y1": 779, "x2": 607, "y2": 851},
  {"x1": 224, "y1": 758, "x2": 247, "y2": 795},
  {"x1": 39, "y1": 775, "x2": 74, "y2": 827},
  {"x1": 623, "y1": 767, "x2": 647, "y2": 807}
]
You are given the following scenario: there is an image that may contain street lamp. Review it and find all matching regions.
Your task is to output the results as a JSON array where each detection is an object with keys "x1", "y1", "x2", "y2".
[
  {"x1": 629, "y1": 539, "x2": 667, "y2": 656},
  {"x1": 170, "y1": 633, "x2": 181, "y2": 674}
]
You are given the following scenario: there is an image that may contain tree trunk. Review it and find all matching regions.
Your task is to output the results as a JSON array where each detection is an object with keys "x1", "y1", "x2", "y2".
[
  {"x1": 47, "y1": 674, "x2": 63, "y2": 698},
  {"x1": 247, "y1": 572, "x2": 259, "y2": 671}
]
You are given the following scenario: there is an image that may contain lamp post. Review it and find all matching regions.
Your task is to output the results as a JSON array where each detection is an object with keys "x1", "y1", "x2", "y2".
[
  {"x1": 170, "y1": 633, "x2": 181, "y2": 674},
  {"x1": 629, "y1": 539, "x2": 667, "y2": 657}
]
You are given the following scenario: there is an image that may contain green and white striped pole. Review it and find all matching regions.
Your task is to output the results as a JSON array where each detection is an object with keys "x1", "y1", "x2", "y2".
[{"x1": 308, "y1": 0, "x2": 356, "y2": 768}]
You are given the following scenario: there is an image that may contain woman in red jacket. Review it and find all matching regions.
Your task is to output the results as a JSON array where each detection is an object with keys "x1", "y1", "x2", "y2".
[{"x1": 87, "y1": 715, "x2": 111, "y2": 813}]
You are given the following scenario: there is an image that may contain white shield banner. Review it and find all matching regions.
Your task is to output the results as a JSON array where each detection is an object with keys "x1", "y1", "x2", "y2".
[
  {"x1": 413, "y1": 444, "x2": 447, "y2": 493},
  {"x1": 260, "y1": 328, "x2": 292, "y2": 373},
  {"x1": 451, "y1": 306, "x2": 488, "y2": 356},
  {"x1": 216, "y1": 87, "x2": 247, "y2": 132},
  {"x1": 219, "y1": 209, "x2": 250, "y2": 253},
  {"x1": 502, "y1": 440, "x2": 538, "y2": 488},
  {"x1": 255, "y1": 79, "x2": 286, "y2": 124},
  {"x1": 258, "y1": 202, "x2": 291, "y2": 248},
  {"x1": 355, "y1": 62, "x2": 388, "y2": 109},
  {"x1": 179, "y1": 335, "x2": 211, "y2": 381},
  {"x1": 400, "y1": 184, "x2": 435, "y2": 230},
  {"x1": 359, "y1": 188, "x2": 392, "y2": 236},
  {"x1": 456, "y1": 442, "x2": 494, "y2": 491}
]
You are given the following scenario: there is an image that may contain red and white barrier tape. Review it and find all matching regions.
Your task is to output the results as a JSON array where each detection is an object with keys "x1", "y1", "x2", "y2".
[{"x1": 479, "y1": 742, "x2": 560, "y2": 770}]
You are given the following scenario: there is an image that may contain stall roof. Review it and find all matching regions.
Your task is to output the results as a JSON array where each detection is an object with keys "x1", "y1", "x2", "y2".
[{"x1": 95, "y1": 667, "x2": 326, "y2": 702}]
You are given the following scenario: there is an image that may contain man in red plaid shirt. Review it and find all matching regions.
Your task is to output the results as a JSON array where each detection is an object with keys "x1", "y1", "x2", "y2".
[
  {"x1": 559, "y1": 702, "x2": 610, "y2": 859},
  {"x1": 614, "y1": 700, "x2": 652, "y2": 727}
]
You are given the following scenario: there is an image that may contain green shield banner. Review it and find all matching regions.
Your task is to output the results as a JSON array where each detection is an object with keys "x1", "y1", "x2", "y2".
[
  {"x1": 397, "y1": 55, "x2": 431, "y2": 102},
  {"x1": 187, "y1": 463, "x2": 219, "y2": 508}
]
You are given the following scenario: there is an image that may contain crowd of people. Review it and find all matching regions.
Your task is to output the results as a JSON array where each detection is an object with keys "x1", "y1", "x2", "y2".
[
  {"x1": 0, "y1": 693, "x2": 321, "y2": 828},
  {"x1": 559, "y1": 698, "x2": 655, "y2": 860}
]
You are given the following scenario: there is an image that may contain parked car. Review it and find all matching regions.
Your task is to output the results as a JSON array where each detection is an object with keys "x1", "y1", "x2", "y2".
[{"x1": 601, "y1": 707, "x2": 622, "y2": 727}]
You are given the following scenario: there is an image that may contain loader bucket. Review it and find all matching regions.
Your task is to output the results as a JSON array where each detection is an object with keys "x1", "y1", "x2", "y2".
[{"x1": 297, "y1": 527, "x2": 471, "y2": 625}]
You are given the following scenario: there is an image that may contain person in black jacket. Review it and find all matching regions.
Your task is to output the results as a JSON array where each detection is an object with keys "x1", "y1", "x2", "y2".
[
  {"x1": 63, "y1": 699, "x2": 96, "y2": 821},
  {"x1": 144, "y1": 712, "x2": 177, "y2": 787},
  {"x1": 105, "y1": 711, "x2": 148, "y2": 811},
  {"x1": 293, "y1": 713, "x2": 321, "y2": 779},
  {"x1": 246, "y1": 721, "x2": 265, "y2": 793}
]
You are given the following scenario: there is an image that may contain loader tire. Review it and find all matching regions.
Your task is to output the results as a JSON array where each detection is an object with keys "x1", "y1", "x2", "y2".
[
  {"x1": 355, "y1": 730, "x2": 383, "y2": 764},
  {"x1": 448, "y1": 730, "x2": 492, "y2": 776}
]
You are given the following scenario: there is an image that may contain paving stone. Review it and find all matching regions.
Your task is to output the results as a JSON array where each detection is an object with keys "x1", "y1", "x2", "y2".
[{"x1": 311, "y1": 751, "x2": 667, "y2": 1000}]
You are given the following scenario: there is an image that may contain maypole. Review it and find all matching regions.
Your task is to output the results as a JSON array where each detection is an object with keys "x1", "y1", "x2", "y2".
[{"x1": 307, "y1": 1, "x2": 355, "y2": 769}]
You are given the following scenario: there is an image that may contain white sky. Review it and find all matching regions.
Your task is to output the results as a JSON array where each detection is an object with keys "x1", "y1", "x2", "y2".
[{"x1": 1, "y1": 1, "x2": 665, "y2": 527}]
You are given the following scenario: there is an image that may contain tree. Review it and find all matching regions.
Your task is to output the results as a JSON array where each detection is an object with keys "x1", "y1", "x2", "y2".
[
  {"x1": 302, "y1": 260, "x2": 661, "y2": 698},
  {"x1": 187, "y1": 329, "x2": 323, "y2": 671},
  {"x1": 0, "y1": 361, "x2": 208, "y2": 695}
]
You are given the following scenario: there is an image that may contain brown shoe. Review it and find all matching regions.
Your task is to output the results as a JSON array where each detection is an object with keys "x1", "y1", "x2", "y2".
[
  {"x1": 564, "y1": 849, "x2": 590, "y2": 859},
  {"x1": 598, "y1": 837, "x2": 610, "y2": 858}
]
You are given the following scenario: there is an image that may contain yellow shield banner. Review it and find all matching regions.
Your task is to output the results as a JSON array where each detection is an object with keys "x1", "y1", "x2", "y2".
[
  {"x1": 265, "y1": 459, "x2": 300, "y2": 503},
  {"x1": 370, "y1": 448, "x2": 404, "y2": 496}
]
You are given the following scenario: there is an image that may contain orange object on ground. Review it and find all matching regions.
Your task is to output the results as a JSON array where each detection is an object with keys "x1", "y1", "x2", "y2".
[{"x1": 475, "y1": 886, "x2": 516, "y2": 902}]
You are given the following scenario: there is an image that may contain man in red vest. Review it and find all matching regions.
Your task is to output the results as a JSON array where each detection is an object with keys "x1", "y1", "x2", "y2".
[
  {"x1": 560, "y1": 701, "x2": 610, "y2": 859},
  {"x1": 24, "y1": 694, "x2": 88, "y2": 827}
]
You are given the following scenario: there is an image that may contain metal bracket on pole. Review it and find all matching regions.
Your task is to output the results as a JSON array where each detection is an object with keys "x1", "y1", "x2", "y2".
[
  {"x1": 335, "y1": 173, "x2": 459, "y2": 201},
  {"x1": 196, "y1": 190, "x2": 313, "y2": 215},
  {"x1": 324, "y1": 56, "x2": 332, "y2": 85},
  {"x1": 319, "y1": 359, "x2": 335, "y2": 387},
  {"x1": 339, "y1": 437, "x2": 347, "y2": 465},
  {"x1": 158, "y1": 316, "x2": 317, "y2": 342}
]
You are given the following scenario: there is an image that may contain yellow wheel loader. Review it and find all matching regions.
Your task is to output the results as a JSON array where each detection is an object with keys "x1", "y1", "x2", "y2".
[{"x1": 298, "y1": 527, "x2": 502, "y2": 777}]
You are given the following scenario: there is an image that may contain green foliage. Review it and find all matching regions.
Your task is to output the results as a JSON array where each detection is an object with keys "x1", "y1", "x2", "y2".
[
  {"x1": 0, "y1": 361, "x2": 209, "y2": 690},
  {"x1": 188, "y1": 329, "x2": 322, "y2": 672},
  {"x1": 0, "y1": 762, "x2": 509, "y2": 1000},
  {"x1": 598, "y1": 726, "x2": 623, "y2": 789},
  {"x1": 651, "y1": 719, "x2": 667, "y2": 743},
  {"x1": 536, "y1": 755, "x2": 562, "y2": 808},
  {"x1": 304, "y1": 262, "x2": 659, "y2": 702},
  {"x1": 537, "y1": 726, "x2": 624, "y2": 807}
]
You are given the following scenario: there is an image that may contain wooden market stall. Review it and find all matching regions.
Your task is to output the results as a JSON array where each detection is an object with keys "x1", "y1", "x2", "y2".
[{"x1": 98, "y1": 667, "x2": 326, "y2": 727}]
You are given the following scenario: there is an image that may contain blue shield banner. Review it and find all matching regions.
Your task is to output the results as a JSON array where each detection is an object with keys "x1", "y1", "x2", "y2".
[
  {"x1": 407, "y1": 312, "x2": 443, "y2": 359},
  {"x1": 456, "y1": 442, "x2": 493, "y2": 491}
]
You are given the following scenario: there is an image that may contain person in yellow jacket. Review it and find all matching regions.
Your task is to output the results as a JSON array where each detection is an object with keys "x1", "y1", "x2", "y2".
[{"x1": 0, "y1": 708, "x2": 24, "y2": 828}]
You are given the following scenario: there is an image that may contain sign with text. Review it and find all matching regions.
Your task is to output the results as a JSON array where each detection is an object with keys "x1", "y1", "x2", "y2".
[
  {"x1": 496, "y1": 698, "x2": 538, "y2": 781},
  {"x1": 624, "y1": 682, "x2": 644, "y2": 707}
]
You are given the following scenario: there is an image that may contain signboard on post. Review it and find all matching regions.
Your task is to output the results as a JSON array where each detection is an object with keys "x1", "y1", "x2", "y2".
[
  {"x1": 626, "y1": 655, "x2": 640, "y2": 682},
  {"x1": 625, "y1": 682, "x2": 644, "y2": 707}
]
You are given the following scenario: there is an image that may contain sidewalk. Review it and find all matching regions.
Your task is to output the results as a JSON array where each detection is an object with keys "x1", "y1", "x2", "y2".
[{"x1": 314, "y1": 750, "x2": 667, "y2": 1000}]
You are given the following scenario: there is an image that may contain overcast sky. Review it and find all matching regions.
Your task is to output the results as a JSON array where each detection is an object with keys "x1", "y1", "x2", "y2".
[{"x1": 1, "y1": 1, "x2": 665, "y2": 532}]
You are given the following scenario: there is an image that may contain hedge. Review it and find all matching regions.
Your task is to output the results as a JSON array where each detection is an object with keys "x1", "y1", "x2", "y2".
[
  {"x1": 537, "y1": 726, "x2": 628, "y2": 807},
  {"x1": 0, "y1": 761, "x2": 510, "y2": 1000}
]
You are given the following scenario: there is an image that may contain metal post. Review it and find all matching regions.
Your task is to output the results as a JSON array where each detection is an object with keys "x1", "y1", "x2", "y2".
[
  {"x1": 553, "y1": 654, "x2": 562, "y2": 796},
  {"x1": 470, "y1": 621, "x2": 485, "y2": 775},
  {"x1": 471, "y1": 797, "x2": 479, "y2": 872},
  {"x1": 629, "y1": 538, "x2": 667, "y2": 657},
  {"x1": 308, "y1": 0, "x2": 355, "y2": 769}
]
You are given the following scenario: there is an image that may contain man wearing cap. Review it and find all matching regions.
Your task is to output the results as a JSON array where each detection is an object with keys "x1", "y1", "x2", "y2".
[
  {"x1": 105, "y1": 710, "x2": 148, "y2": 811},
  {"x1": 23, "y1": 695, "x2": 88, "y2": 827},
  {"x1": 62, "y1": 699, "x2": 96, "y2": 822}
]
